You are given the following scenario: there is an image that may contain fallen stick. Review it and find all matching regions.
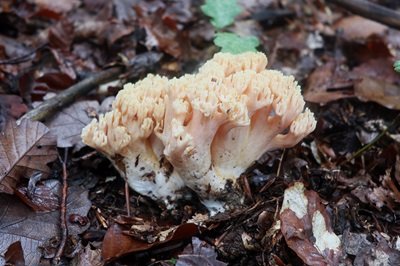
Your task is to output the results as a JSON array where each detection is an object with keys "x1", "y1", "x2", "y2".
[
  {"x1": 53, "y1": 148, "x2": 69, "y2": 264},
  {"x1": 19, "y1": 52, "x2": 162, "y2": 122},
  {"x1": 327, "y1": 0, "x2": 400, "y2": 30}
]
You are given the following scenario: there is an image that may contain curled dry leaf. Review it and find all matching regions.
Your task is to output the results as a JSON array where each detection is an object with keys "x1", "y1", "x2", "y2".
[
  {"x1": 46, "y1": 100, "x2": 99, "y2": 149},
  {"x1": 279, "y1": 182, "x2": 342, "y2": 266},
  {"x1": 176, "y1": 237, "x2": 227, "y2": 266},
  {"x1": 0, "y1": 119, "x2": 58, "y2": 194},
  {"x1": 0, "y1": 185, "x2": 91, "y2": 266},
  {"x1": 102, "y1": 222, "x2": 200, "y2": 262}
]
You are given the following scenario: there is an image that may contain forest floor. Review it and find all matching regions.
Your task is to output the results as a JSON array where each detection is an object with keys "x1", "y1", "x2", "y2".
[{"x1": 1, "y1": 0, "x2": 400, "y2": 265}]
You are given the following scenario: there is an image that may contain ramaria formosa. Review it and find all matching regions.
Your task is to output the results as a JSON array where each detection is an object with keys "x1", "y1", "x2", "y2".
[{"x1": 81, "y1": 52, "x2": 316, "y2": 213}]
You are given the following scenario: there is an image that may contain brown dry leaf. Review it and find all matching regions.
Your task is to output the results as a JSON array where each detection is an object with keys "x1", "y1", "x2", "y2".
[
  {"x1": 102, "y1": 221, "x2": 200, "y2": 262},
  {"x1": 72, "y1": 244, "x2": 102, "y2": 266},
  {"x1": 15, "y1": 177, "x2": 61, "y2": 212},
  {"x1": 354, "y1": 240, "x2": 400, "y2": 266},
  {"x1": 0, "y1": 185, "x2": 91, "y2": 266},
  {"x1": 352, "y1": 58, "x2": 400, "y2": 110},
  {"x1": 304, "y1": 60, "x2": 354, "y2": 104},
  {"x1": 334, "y1": 16, "x2": 388, "y2": 42},
  {"x1": 0, "y1": 119, "x2": 58, "y2": 194},
  {"x1": 46, "y1": 101, "x2": 99, "y2": 149},
  {"x1": 279, "y1": 182, "x2": 342, "y2": 266},
  {"x1": 0, "y1": 95, "x2": 28, "y2": 119},
  {"x1": 176, "y1": 237, "x2": 227, "y2": 266},
  {"x1": 135, "y1": 4, "x2": 187, "y2": 58},
  {"x1": 31, "y1": 0, "x2": 81, "y2": 14},
  {"x1": 4, "y1": 241, "x2": 25, "y2": 266}
]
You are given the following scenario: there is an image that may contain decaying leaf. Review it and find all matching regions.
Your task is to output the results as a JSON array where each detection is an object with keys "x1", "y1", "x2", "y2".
[
  {"x1": 72, "y1": 244, "x2": 102, "y2": 266},
  {"x1": 334, "y1": 16, "x2": 388, "y2": 42},
  {"x1": 4, "y1": 241, "x2": 25, "y2": 266},
  {"x1": 0, "y1": 185, "x2": 91, "y2": 266},
  {"x1": 46, "y1": 101, "x2": 99, "y2": 149},
  {"x1": 352, "y1": 58, "x2": 400, "y2": 110},
  {"x1": 279, "y1": 182, "x2": 342, "y2": 265},
  {"x1": 176, "y1": 237, "x2": 226, "y2": 266},
  {"x1": 354, "y1": 240, "x2": 400, "y2": 266},
  {"x1": 304, "y1": 60, "x2": 354, "y2": 104},
  {"x1": 102, "y1": 221, "x2": 200, "y2": 262},
  {"x1": 0, "y1": 119, "x2": 58, "y2": 194}
]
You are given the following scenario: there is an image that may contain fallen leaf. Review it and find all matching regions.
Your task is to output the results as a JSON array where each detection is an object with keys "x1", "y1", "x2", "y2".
[
  {"x1": 35, "y1": 72, "x2": 75, "y2": 91},
  {"x1": 280, "y1": 182, "x2": 342, "y2": 266},
  {"x1": 102, "y1": 221, "x2": 200, "y2": 262},
  {"x1": 15, "y1": 176, "x2": 61, "y2": 212},
  {"x1": 0, "y1": 185, "x2": 91, "y2": 266},
  {"x1": 72, "y1": 244, "x2": 102, "y2": 266},
  {"x1": 46, "y1": 101, "x2": 99, "y2": 149},
  {"x1": 0, "y1": 95, "x2": 28, "y2": 119},
  {"x1": 352, "y1": 58, "x2": 400, "y2": 110},
  {"x1": 135, "y1": 4, "x2": 188, "y2": 58},
  {"x1": 31, "y1": 0, "x2": 81, "y2": 14},
  {"x1": 304, "y1": 60, "x2": 354, "y2": 104},
  {"x1": 342, "y1": 230, "x2": 371, "y2": 256},
  {"x1": 334, "y1": 16, "x2": 388, "y2": 42},
  {"x1": 354, "y1": 240, "x2": 400, "y2": 266},
  {"x1": 4, "y1": 241, "x2": 25, "y2": 266},
  {"x1": 176, "y1": 237, "x2": 226, "y2": 266},
  {"x1": 0, "y1": 119, "x2": 58, "y2": 194}
]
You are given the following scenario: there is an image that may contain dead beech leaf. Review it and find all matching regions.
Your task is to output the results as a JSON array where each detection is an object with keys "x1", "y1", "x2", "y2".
[
  {"x1": 0, "y1": 95, "x2": 28, "y2": 119},
  {"x1": 334, "y1": 16, "x2": 388, "y2": 42},
  {"x1": 46, "y1": 101, "x2": 99, "y2": 149},
  {"x1": 4, "y1": 241, "x2": 25, "y2": 266},
  {"x1": 352, "y1": 59, "x2": 400, "y2": 110},
  {"x1": 176, "y1": 237, "x2": 227, "y2": 266},
  {"x1": 280, "y1": 182, "x2": 342, "y2": 266},
  {"x1": 0, "y1": 119, "x2": 58, "y2": 194},
  {"x1": 0, "y1": 185, "x2": 91, "y2": 266},
  {"x1": 102, "y1": 222, "x2": 200, "y2": 262},
  {"x1": 31, "y1": 0, "x2": 81, "y2": 13},
  {"x1": 304, "y1": 60, "x2": 354, "y2": 104}
]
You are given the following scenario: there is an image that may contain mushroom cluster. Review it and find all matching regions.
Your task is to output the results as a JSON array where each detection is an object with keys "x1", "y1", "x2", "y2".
[{"x1": 81, "y1": 52, "x2": 316, "y2": 212}]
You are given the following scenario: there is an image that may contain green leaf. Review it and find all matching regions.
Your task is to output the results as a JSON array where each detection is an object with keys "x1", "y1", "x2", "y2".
[
  {"x1": 214, "y1": 32, "x2": 260, "y2": 54},
  {"x1": 394, "y1": 60, "x2": 400, "y2": 73},
  {"x1": 201, "y1": 0, "x2": 242, "y2": 29}
]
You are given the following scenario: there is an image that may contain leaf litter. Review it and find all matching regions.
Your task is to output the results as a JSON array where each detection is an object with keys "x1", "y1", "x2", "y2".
[{"x1": 0, "y1": 0, "x2": 400, "y2": 265}]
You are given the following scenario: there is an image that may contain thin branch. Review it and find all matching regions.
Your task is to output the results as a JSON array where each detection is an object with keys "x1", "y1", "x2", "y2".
[
  {"x1": 54, "y1": 148, "x2": 69, "y2": 263},
  {"x1": 19, "y1": 66, "x2": 124, "y2": 122},
  {"x1": 346, "y1": 114, "x2": 400, "y2": 162},
  {"x1": 19, "y1": 52, "x2": 162, "y2": 122},
  {"x1": 327, "y1": 0, "x2": 400, "y2": 30}
]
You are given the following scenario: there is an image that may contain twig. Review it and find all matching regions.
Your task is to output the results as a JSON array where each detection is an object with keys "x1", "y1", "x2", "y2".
[
  {"x1": 125, "y1": 181, "x2": 131, "y2": 216},
  {"x1": 54, "y1": 148, "x2": 69, "y2": 263},
  {"x1": 327, "y1": 0, "x2": 400, "y2": 30},
  {"x1": 19, "y1": 66, "x2": 124, "y2": 122},
  {"x1": 0, "y1": 43, "x2": 47, "y2": 65},
  {"x1": 19, "y1": 52, "x2": 162, "y2": 122},
  {"x1": 346, "y1": 114, "x2": 400, "y2": 162}
]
